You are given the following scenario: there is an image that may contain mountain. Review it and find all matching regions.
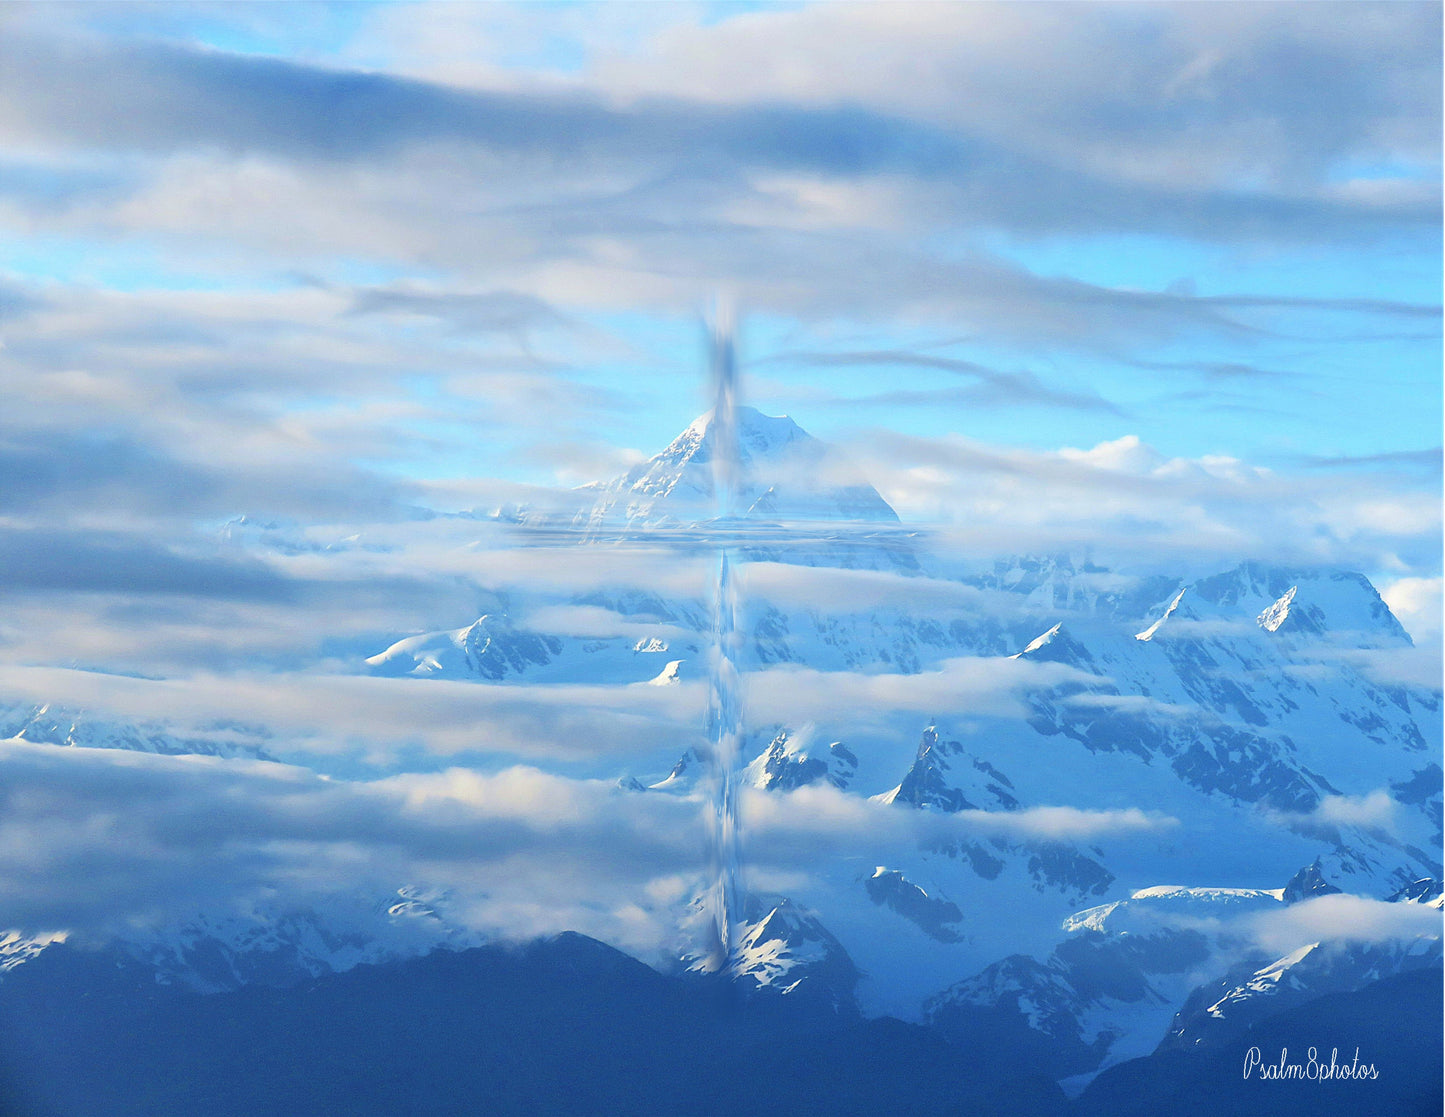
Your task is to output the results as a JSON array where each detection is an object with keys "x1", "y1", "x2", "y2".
[
  {"x1": 1075, "y1": 966, "x2": 1443, "y2": 1116},
  {"x1": 363, "y1": 607, "x2": 705, "y2": 684},
  {"x1": 0, "y1": 933, "x2": 1068, "y2": 1117},
  {"x1": 1159, "y1": 876, "x2": 1444, "y2": 1054},
  {"x1": 919, "y1": 866, "x2": 1445, "y2": 1087},
  {"x1": 348, "y1": 413, "x2": 1441, "y2": 1073},
  {"x1": 3, "y1": 406, "x2": 1439, "y2": 1109},
  {"x1": 743, "y1": 726, "x2": 859, "y2": 791},
  {"x1": 0, "y1": 701, "x2": 273, "y2": 760},
  {"x1": 580, "y1": 406, "x2": 900, "y2": 528},
  {"x1": 109, "y1": 888, "x2": 479, "y2": 993},
  {"x1": 680, "y1": 892, "x2": 862, "y2": 1014}
]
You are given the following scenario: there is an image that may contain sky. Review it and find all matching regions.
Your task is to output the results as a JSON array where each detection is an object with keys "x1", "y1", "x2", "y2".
[
  {"x1": 0, "y1": 2, "x2": 1440, "y2": 958},
  {"x1": 1, "y1": 1, "x2": 1439, "y2": 641}
]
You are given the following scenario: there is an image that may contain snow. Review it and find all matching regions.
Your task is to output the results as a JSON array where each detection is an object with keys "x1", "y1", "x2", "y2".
[
  {"x1": 647, "y1": 660, "x2": 683, "y2": 686},
  {"x1": 581, "y1": 406, "x2": 902, "y2": 534},
  {"x1": 1257, "y1": 585, "x2": 1297, "y2": 632},
  {"x1": 1063, "y1": 887, "x2": 1285, "y2": 935},
  {"x1": 1134, "y1": 587, "x2": 1186, "y2": 641},
  {"x1": 0, "y1": 930, "x2": 68, "y2": 972},
  {"x1": 1015, "y1": 622, "x2": 1062, "y2": 657}
]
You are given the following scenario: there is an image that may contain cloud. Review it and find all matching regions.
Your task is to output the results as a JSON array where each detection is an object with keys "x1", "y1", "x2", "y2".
[
  {"x1": 0, "y1": 729, "x2": 1182, "y2": 961},
  {"x1": 1381, "y1": 576, "x2": 1444, "y2": 643},
  {"x1": 0, "y1": 29, "x2": 1096, "y2": 194},
  {"x1": 0, "y1": 12, "x2": 1435, "y2": 357},
  {"x1": 1313, "y1": 790, "x2": 1400, "y2": 831},
  {"x1": 1324, "y1": 645, "x2": 1443, "y2": 692},
  {"x1": 0, "y1": 664, "x2": 704, "y2": 765},
  {"x1": 741, "y1": 782, "x2": 1176, "y2": 867},
  {"x1": 842, "y1": 428, "x2": 1442, "y2": 575},
  {"x1": 1127, "y1": 356, "x2": 1305, "y2": 384},
  {"x1": 1300, "y1": 448, "x2": 1443, "y2": 472},
  {"x1": 0, "y1": 510, "x2": 724, "y2": 675},
  {"x1": 0, "y1": 527, "x2": 295, "y2": 602},
  {"x1": 0, "y1": 1, "x2": 1431, "y2": 989},
  {"x1": 348, "y1": 286, "x2": 570, "y2": 337},
  {"x1": 1064, "y1": 693, "x2": 1195, "y2": 720},
  {"x1": 0, "y1": 738, "x2": 710, "y2": 959},
  {"x1": 1242, "y1": 892, "x2": 1444, "y2": 955},
  {"x1": 756, "y1": 347, "x2": 1126, "y2": 414},
  {"x1": 588, "y1": 2, "x2": 1441, "y2": 201},
  {"x1": 519, "y1": 604, "x2": 696, "y2": 644},
  {"x1": 1269, "y1": 790, "x2": 1402, "y2": 838},
  {"x1": 739, "y1": 563, "x2": 992, "y2": 616},
  {"x1": 744, "y1": 656, "x2": 1100, "y2": 727},
  {"x1": 962, "y1": 804, "x2": 1175, "y2": 841}
]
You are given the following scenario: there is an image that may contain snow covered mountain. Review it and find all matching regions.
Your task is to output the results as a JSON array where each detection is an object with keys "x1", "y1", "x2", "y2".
[
  {"x1": 111, "y1": 888, "x2": 481, "y2": 993},
  {"x1": 579, "y1": 405, "x2": 900, "y2": 529},
  {"x1": 353, "y1": 411, "x2": 1441, "y2": 1049},
  {"x1": 3, "y1": 406, "x2": 1439, "y2": 1104},
  {"x1": 0, "y1": 702, "x2": 273, "y2": 760}
]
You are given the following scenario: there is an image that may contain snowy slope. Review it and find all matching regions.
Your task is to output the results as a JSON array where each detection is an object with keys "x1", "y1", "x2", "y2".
[
  {"x1": 0, "y1": 704, "x2": 273, "y2": 760},
  {"x1": 580, "y1": 406, "x2": 899, "y2": 529}
]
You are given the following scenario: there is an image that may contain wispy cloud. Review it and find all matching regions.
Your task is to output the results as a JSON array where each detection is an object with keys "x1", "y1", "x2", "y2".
[
  {"x1": 744, "y1": 656, "x2": 1099, "y2": 727},
  {"x1": 1243, "y1": 893, "x2": 1444, "y2": 954},
  {"x1": 0, "y1": 739, "x2": 706, "y2": 957},
  {"x1": 841, "y1": 429, "x2": 1442, "y2": 575},
  {"x1": 757, "y1": 347, "x2": 1126, "y2": 414},
  {"x1": 1269, "y1": 790, "x2": 1402, "y2": 839},
  {"x1": 0, "y1": 665, "x2": 704, "y2": 764},
  {"x1": 742, "y1": 783, "x2": 1176, "y2": 867}
]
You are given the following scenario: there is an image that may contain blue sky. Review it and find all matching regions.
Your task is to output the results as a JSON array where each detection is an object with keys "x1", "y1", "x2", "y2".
[
  {"x1": 0, "y1": 1, "x2": 1439, "y2": 635},
  {"x1": 0, "y1": 0, "x2": 1440, "y2": 964}
]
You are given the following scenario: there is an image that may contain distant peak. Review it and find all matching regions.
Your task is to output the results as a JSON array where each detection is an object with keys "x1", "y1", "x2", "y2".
[
  {"x1": 1135, "y1": 587, "x2": 1187, "y2": 642},
  {"x1": 680, "y1": 405, "x2": 807, "y2": 448},
  {"x1": 1015, "y1": 623, "x2": 1062, "y2": 657},
  {"x1": 584, "y1": 405, "x2": 900, "y2": 531}
]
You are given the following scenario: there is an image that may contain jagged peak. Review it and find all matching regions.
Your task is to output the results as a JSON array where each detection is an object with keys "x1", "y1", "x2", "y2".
[
  {"x1": 1256, "y1": 585, "x2": 1297, "y2": 633},
  {"x1": 1282, "y1": 860, "x2": 1343, "y2": 905},
  {"x1": 1011, "y1": 622, "x2": 1095, "y2": 666},
  {"x1": 1388, "y1": 878, "x2": 1445, "y2": 905},
  {"x1": 585, "y1": 406, "x2": 900, "y2": 531},
  {"x1": 1136, "y1": 587, "x2": 1187, "y2": 642},
  {"x1": 1016, "y1": 622, "x2": 1063, "y2": 656}
]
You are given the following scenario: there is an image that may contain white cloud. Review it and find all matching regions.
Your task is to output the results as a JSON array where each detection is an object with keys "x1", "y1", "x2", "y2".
[
  {"x1": 0, "y1": 664, "x2": 704, "y2": 764},
  {"x1": 1064, "y1": 693, "x2": 1195, "y2": 720},
  {"x1": 1328, "y1": 645, "x2": 1443, "y2": 692},
  {"x1": 845, "y1": 428, "x2": 1440, "y2": 576},
  {"x1": 1314, "y1": 790, "x2": 1399, "y2": 831},
  {"x1": 0, "y1": 732, "x2": 1181, "y2": 961},
  {"x1": 741, "y1": 782, "x2": 1177, "y2": 867},
  {"x1": 1270, "y1": 790, "x2": 1402, "y2": 838},
  {"x1": 1243, "y1": 892, "x2": 1444, "y2": 954},
  {"x1": 739, "y1": 562, "x2": 990, "y2": 615},
  {"x1": 520, "y1": 604, "x2": 696, "y2": 643},
  {"x1": 584, "y1": 1, "x2": 1440, "y2": 197},
  {"x1": 0, "y1": 739, "x2": 713, "y2": 958},
  {"x1": 1381, "y1": 576, "x2": 1444, "y2": 643},
  {"x1": 743, "y1": 656, "x2": 1098, "y2": 726}
]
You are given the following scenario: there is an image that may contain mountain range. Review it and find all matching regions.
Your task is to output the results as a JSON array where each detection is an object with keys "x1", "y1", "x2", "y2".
[{"x1": 1, "y1": 406, "x2": 1439, "y2": 1112}]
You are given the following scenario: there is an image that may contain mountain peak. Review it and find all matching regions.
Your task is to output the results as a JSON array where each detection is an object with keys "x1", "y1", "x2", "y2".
[
  {"x1": 1187, "y1": 563, "x2": 1412, "y2": 649},
  {"x1": 677, "y1": 405, "x2": 807, "y2": 451},
  {"x1": 584, "y1": 407, "x2": 899, "y2": 529}
]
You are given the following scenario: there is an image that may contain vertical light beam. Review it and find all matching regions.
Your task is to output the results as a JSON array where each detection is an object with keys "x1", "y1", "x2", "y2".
[{"x1": 703, "y1": 300, "x2": 743, "y2": 973}]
